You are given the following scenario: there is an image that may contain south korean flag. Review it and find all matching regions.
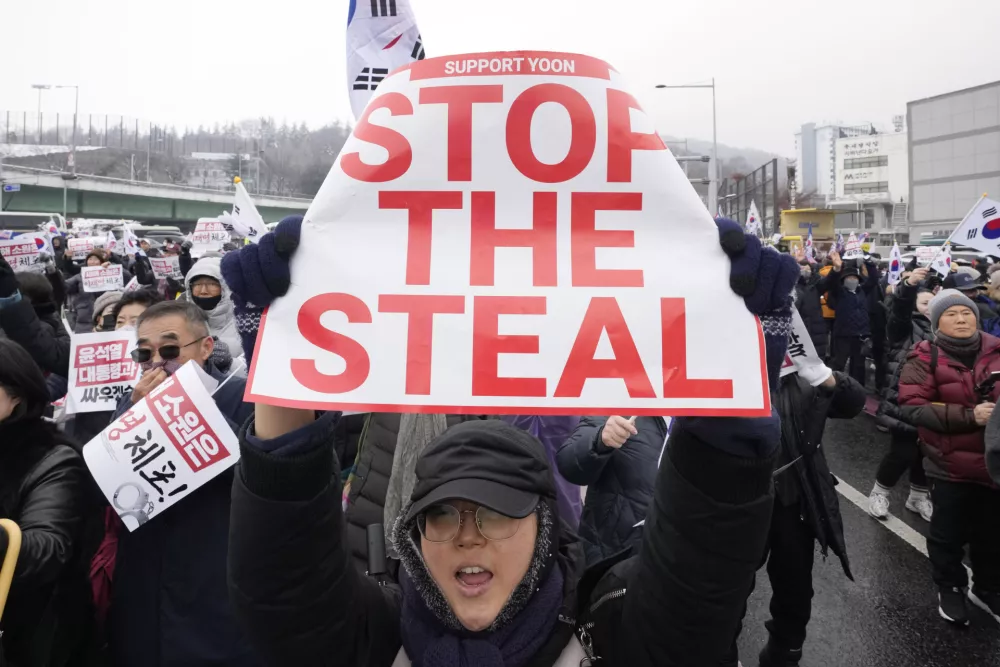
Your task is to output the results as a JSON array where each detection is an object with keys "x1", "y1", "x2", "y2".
[
  {"x1": 347, "y1": 0, "x2": 426, "y2": 120},
  {"x1": 948, "y1": 195, "x2": 1000, "y2": 257}
]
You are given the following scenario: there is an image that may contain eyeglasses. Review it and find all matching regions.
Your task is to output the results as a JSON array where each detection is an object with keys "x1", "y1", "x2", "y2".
[
  {"x1": 417, "y1": 504, "x2": 523, "y2": 543},
  {"x1": 131, "y1": 336, "x2": 208, "y2": 364}
]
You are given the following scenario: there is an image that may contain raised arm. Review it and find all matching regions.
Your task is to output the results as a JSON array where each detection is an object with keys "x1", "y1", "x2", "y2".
[
  {"x1": 555, "y1": 416, "x2": 632, "y2": 486},
  {"x1": 228, "y1": 406, "x2": 402, "y2": 667}
]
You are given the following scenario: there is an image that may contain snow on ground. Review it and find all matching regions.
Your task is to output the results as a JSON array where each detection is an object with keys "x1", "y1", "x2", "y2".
[{"x1": 0, "y1": 143, "x2": 105, "y2": 158}]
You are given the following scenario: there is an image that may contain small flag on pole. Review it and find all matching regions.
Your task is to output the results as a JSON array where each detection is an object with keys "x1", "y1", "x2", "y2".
[
  {"x1": 887, "y1": 241, "x2": 903, "y2": 286},
  {"x1": 929, "y1": 242, "x2": 953, "y2": 277},
  {"x1": 745, "y1": 200, "x2": 762, "y2": 236},
  {"x1": 945, "y1": 194, "x2": 1000, "y2": 256},
  {"x1": 804, "y1": 226, "x2": 815, "y2": 262},
  {"x1": 347, "y1": 0, "x2": 426, "y2": 120}
]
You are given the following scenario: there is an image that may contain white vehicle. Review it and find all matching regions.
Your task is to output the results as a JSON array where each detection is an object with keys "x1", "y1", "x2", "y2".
[{"x1": 0, "y1": 211, "x2": 67, "y2": 234}]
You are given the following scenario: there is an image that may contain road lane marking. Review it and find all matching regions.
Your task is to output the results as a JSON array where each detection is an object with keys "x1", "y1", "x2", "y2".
[
  {"x1": 833, "y1": 475, "x2": 928, "y2": 556},
  {"x1": 833, "y1": 474, "x2": 974, "y2": 581}
]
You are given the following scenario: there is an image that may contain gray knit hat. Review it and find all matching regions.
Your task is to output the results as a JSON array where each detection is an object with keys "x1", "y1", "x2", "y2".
[
  {"x1": 92, "y1": 290, "x2": 124, "y2": 326},
  {"x1": 928, "y1": 289, "x2": 977, "y2": 330}
]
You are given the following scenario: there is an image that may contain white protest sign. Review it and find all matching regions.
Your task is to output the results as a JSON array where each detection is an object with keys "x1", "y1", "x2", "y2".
[
  {"x1": 0, "y1": 237, "x2": 41, "y2": 272},
  {"x1": 66, "y1": 330, "x2": 141, "y2": 414},
  {"x1": 68, "y1": 237, "x2": 97, "y2": 260},
  {"x1": 780, "y1": 308, "x2": 823, "y2": 379},
  {"x1": 248, "y1": 51, "x2": 770, "y2": 417},
  {"x1": 915, "y1": 246, "x2": 938, "y2": 267},
  {"x1": 81, "y1": 264, "x2": 124, "y2": 292},
  {"x1": 82, "y1": 361, "x2": 238, "y2": 531},
  {"x1": 150, "y1": 255, "x2": 183, "y2": 279},
  {"x1": 191, "y1": 218, "x2": 228, "y2": 257},
  {"x1": 842, "y1": 233, "x2": 863, "y2": 260}
]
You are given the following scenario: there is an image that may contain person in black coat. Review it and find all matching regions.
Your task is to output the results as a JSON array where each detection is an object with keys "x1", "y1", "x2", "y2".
[
  {"x1": 0, "y1": 338, "x2": 98, "y2": 667},
  {"x1": 556, "y1": 416, "x2": 670, "y2": 565},
  {"x1": 105, "y1": 301, "x2": 258, "y2": 667},
  {"x1": 0, "y1": 256, "x2": 71, "y2": 377},
  {"x1": 870, "y1": 268, "x2": 935, "y2": 521},
  {"x1": 794, "y1": 261, "x2": 829, "y2": 360},
  {"x1": 816, "y1": 248, "x2": 879, "y2": 386},
  {"x1": 221, "y1": 216, "x2": 799, "y2": 667},
  {"x1": 731, "y1": 364, "x2": 865, "y2": 667}
]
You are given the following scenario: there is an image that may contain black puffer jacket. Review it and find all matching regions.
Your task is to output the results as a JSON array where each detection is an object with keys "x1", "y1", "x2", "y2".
[
  {"x1": 0, "y1": 295, "x2": 71, "y2": 377},
  {"x1": 556, "y1": 416, "x2": 669, "y2": 565},
  {"x1": 774, "y1": 372, "x2": 865, "y2": 579},
  {"x1": 228, "y1": 412, "x2": 777, "y2": 667},
  {"x1": 0, "y1": 420, "x2": 98, "y2": 667},
  {"x1": 877, "y1": 282, "x2": 933, "y2": 436},
  {"x1": 817, "y1": 263, "x2": 878, "y2": 338},
  {"x1": 795, "y1": 273, "x2": 829, "y2": 359}
]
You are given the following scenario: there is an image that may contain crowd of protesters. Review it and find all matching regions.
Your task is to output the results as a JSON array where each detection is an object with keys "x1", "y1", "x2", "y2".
[{"x1": 0, "y1": 217, "x2": 998, "y2": 667}]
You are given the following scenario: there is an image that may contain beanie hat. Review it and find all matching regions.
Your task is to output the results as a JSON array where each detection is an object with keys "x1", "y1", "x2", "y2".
[
  {"x1": 928, "y1": 289, "x2": 977, "y2": 330},
  {"x1": 92, "y1": 290, "x2": 124, "y2": 325}
]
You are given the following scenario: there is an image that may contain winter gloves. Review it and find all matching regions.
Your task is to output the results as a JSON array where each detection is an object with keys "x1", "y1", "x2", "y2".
[
  {"x1": 221, "y1": 215, "x2": 303, "y2": 364},
  {"x1": 715, "y1": 218, "x2": 798, "y2": 392}
]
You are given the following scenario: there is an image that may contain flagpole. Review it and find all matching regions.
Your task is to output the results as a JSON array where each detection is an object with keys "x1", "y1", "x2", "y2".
[{"x1": 944, "y1": 193, "x2": 988, "y2": 246}]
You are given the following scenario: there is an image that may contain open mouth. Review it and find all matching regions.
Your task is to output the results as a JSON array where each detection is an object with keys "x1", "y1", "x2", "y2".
[{"x1": 455, "y1": 566, "x2": 494, "y2": 596}]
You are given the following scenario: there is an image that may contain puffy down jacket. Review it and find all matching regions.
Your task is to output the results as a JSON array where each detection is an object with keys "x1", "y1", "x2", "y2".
[{"x1": 898, "y1": 335, "x2": 1000, "y2": 487}]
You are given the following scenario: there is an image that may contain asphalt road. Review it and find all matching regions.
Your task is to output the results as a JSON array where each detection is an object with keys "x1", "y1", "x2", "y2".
[{"x1": 736, "y1": 411, "x2": 1000, "y2": 667}]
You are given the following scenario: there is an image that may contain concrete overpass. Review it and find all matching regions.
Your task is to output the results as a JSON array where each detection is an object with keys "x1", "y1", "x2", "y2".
[{"x1": 0, "y1": 165, "x2": 311, "y2": 226}]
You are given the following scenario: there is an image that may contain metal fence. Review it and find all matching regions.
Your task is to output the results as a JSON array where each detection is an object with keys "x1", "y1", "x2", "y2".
[
  {"x1": 718, "y1": 158, "x2": 780, "y2": 236},
  {"x1": 2, "y1": 111, "x2": 261, "y2": 156}
]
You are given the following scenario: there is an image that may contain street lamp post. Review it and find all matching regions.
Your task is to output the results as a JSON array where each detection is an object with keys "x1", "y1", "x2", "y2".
[
  {"x1": 33, "y1": 84, "x2": 78, "y2": 175},
  {"x1": 31, "y1": 84, "x2": 51, "y2": 144},
  {"x1": 655, "y1": 79, "x2": 718, "y2": 212}
]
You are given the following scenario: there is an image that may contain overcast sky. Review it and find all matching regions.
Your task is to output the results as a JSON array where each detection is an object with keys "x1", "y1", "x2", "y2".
[{"x1": 4, "y1": 0, "x2": 998, "y2": 156}]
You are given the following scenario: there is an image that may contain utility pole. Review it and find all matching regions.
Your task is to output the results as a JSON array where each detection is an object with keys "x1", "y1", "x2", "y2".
[{"x1": 655, "y1": 80, "x2": 719, "y2": 212}]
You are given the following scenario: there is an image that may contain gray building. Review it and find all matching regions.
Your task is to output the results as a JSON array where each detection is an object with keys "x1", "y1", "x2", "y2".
[{"x1": 908, "y1": 81, "x2": 1000, "y2": 244}]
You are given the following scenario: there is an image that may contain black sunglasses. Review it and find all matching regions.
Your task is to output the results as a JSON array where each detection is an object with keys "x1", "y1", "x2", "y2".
[{"x1": 131, "y1": 336, "x2": 208, "y2": 364}]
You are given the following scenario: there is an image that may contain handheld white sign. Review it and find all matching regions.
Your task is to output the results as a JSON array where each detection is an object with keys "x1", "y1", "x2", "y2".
[
  {"x1": 82, "y1": 265, "x2": 124, "y2": 292},
  {"x1": 150, "y1": 255, "x2": 183, "y2": 279},
  {"x1": 68, "y1": 237, "x2": 96, "y2": 260},
  {"x1": 842, "y1": 233, "x2": 863, "y2": 260},
  {"x1": 82, "y1": 361, "x2": 239, "y2": 531},
  {"x1": 0, "y1": 237, "x2": 41, "y2": 272},
  {"x1": 66, "y1": 330, "x2": 141, "y2": 414},
  {"x1": 248, "y1": 51, "x2": 770, "y2": 417},
  {"x1": 191, "y1": 218, "x2": 228, "y2": 257}
]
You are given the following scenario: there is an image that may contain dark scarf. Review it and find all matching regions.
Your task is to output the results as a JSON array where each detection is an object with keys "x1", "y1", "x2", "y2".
[
  {"x1": 395, "y1": 501, "x2": 564, "y2": 667},
  {"x1": 935, "y1": 330, "x2": 982, "y2": 370},
  {"x1": 399, "y1": 563, "x2": 564, "y2": 667}
]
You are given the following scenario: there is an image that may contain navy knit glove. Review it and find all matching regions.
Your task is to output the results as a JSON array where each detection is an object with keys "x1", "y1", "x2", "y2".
[
  {"x1": 221, "y1": 215, "x2": 303, "y2": 363},
  {"x1": 715, "y1": 218, "x2": 797, "y2": 391}
]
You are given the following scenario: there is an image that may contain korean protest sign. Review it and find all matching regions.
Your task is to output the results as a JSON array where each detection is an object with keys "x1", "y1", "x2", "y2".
[
  {"x1": 82, "y1": 361, "x2": 239, "y2": 531},
  {"x1": 68, "y1": 237, "x2": 97, "y2": 260},
  {"x1": 66, "y1": 330, "x2": 141, "y2": 414},
  {"x1": 248, "y1": 51, "x2": 770, "y2": 417},
  {"x1": 150, "y1": 255, "x2": 183, "y2": 279},
  {"x1": 82, "y1": 264, "x2": 124, "y2": 292},
  {"x1": 191, "y1": 218, "x2": 229, "y2": 256},
  {"x1": 780, "y1": 309, "x2": 823, "y2": 379},
  {"x1": 0, "y1": 237, "x2": 41, "y2": 272},
  {"x1": 842, "y1": 233, "x2": 863, "y2": 260}
]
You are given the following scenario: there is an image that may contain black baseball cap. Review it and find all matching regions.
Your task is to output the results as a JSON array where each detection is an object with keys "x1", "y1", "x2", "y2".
[
  {"x1": 953, "y1": 271, "x2": 985, "y2": 292},
  {"x1": 403, "y1": 419, "x2": 556, "y2": 524}
]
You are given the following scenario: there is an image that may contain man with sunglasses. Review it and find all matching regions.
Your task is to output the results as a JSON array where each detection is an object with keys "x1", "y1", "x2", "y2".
[{"x1": 107, "y1": 300, "x2": 260, "y2": 667}]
